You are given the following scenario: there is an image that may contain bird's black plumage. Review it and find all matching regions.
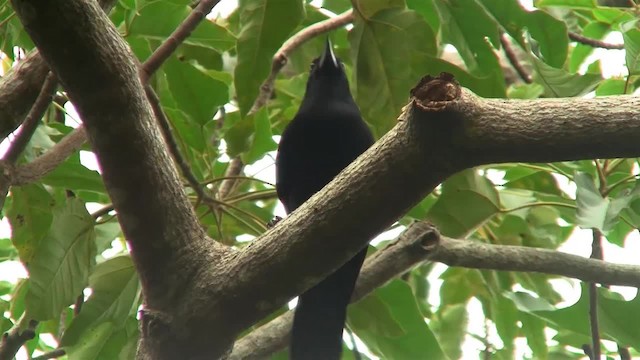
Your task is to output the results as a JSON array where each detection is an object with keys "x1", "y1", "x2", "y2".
[{"x1": 275, "y1": 40, "x2": 374, "y2": 360}]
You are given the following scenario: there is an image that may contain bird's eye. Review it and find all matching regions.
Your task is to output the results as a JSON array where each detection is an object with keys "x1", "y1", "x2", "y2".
[{"x1": 309, "y1": 62, "x2": 317, "y2": 71}]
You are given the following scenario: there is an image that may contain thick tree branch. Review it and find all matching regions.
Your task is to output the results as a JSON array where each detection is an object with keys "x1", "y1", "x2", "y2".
[
  {"x1": 0, "y1": 0, "x2": 117, "y2": 141},
  {"x1": 12, "y1": 1, "x2": 229, "y2": 358},
  {"x1": 231, "y1": 222, "x2": 640, "y2": 358}
]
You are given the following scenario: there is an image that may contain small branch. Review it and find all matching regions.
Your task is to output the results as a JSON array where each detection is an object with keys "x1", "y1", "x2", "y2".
[
  {"x1": 248, "y1": 9, "x2": 354, "y2": 115},
  {"x1": 32, "y1": 349, "x2": 66, "y2": 360},
  {"x1": 12, "y1": 127, "x2": 87, "y2": 186},
  {"x1": 0, "y1": 319, "x2": 37, "y2": 360},
  {"x1": 500, "y1": 33, "x2": 532, "y2": 84},
  {"x1": 91, "y1": 203, "x2": 115, "y2": 220},
  {"x1": 216, "y1": 157, "x2": 244, "y2": 200},
  {"x1": 144, "y1": 85, "x2": 211, "y2": 202},
  {"x1": 4, "y1": 72, "x2": 58, "y2": 163},
  {"x1": 588, "y1": 229, "x2": 603, "y2": 359},
  {"x1": 139, "y1": 0, "x2": 223, "y2": 83},
  {"x1": 569, "y1": 31, "x2": 624, "y2": 50}
]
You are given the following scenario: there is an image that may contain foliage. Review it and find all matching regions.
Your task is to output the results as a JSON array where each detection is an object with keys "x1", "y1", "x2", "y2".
[{"x1": 1, "y1": 0, "x2": 640, "y2": 358}]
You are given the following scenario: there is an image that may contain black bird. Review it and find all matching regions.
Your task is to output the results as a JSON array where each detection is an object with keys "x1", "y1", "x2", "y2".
[{"x1": 275, "y1": 39, "x2": 374, "y2": 360}]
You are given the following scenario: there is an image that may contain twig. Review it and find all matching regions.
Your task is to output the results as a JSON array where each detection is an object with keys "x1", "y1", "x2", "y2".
[
  {"x1": 144, "y1": 85, "x2": 211, "y2": 203},
  {"x1": 0, "y1": 318, "x2": 37, "y2": 360},
  {"x1": 139, "y1": 0, "x2": 223, "y2": 83},
  {"x1": 588, "y1": 229, "x2": 603, "y2": 359},
  {"x1": 500, "y1": 33, "x2": 532, "y2": 84},
  {"x1": 230, "y1": 222, "x2": 640, "y2": 359},
  {"x1": 216, "y1": 157, "x2": 244, "y2": 200},
  {"x1": 248, "y1": 9, "x2": 354, "y2": 115},
  {"x1": 4, "y1": 72, "x2": 58, "y2": 164},
  {"x1": 12, "y1": 127, "x2": 87, "y2": 185},
  {"x1": 569, "y1": 31, "x2": 624, "y2": 50},
  {"x1": 91, "y1": 203, "x2": 114, "y2": 220},
  {"x1": 32, "y1": 348, "x2": 66, "y2": 360}
]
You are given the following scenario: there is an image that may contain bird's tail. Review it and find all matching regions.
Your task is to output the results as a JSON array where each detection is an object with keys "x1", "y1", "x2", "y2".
[{"x1": 290, "y1": 248, "x2": 367, "y2": 360}]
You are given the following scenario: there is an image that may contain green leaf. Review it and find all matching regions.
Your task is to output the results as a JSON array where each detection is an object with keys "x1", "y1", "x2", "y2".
[
  {"x1": 431, "y1": 304, "x2": 468, "y2": 360},
  {"x1": 234, "y1": 0, "x2": 304, "y2": 115},
  {"x1": 164, "y1": 56, "x2": 229, "y2": 125},
  {"x1": 507, "y1": 83, "x2": 544, "y2": 99},
  {"x1": 569, "y1": 22, "x2": 610, "y2": 73},
  {"x1": 434, "y1": 0, "x2": 501, "y2": 74},
  {"x1": 536, "y1": 0, "x2": 595, "y2": 7},
  {"x1": 225, "y1": 108, "x2": 277, "y2": 163},
  {"x1": 350, "y1": 8, "x2": 437, "y2": 136},
  {"x1": 128, "y1": 1, "x2": 235, "y2": 51},
  {"x1": 596, "y1": 78, "x2": 627, "y2": 96},
  {"x1": 352, "y1": 280, "x2": 448, "y2": 360},
  {"x1": 575, "y1": 172, "x2": 640, "y2": 232},
  {"x1": 521, "y1": 313, "x2": 548, "y2": 358},
  {"x1": 41, "y1": 154, "x2": 106, "y2": 195},
  {"x1": 527, "y1": 285, "x2": 640, "y2": 350},
  {"x1": 6, "y1": 184, "x2": 55, "y2": 264},
  {"x1": 25, "y1": 198, "x2": 96, "y2": 320},
  {"x1": 62, "y1": 256, "x2": 140, "y2": 348},
  {"x1": 623, "y1": 28, "x2": 640, "y2": 76},
  {"x1": 531, "y1": 56, "x2": 601, "y2": 97},
  {"x1": 483, "y1": 0, "x2": 568, "y2": 68},
  {"x1": 352, "y1": 0, "x2": 404, "y2": 18},
  {"x1": 242, "y1": 107, "x2": 278, "y2": 164},
  {"x1": 427, "y1": 170, "x2": 500, "y2": 238}
]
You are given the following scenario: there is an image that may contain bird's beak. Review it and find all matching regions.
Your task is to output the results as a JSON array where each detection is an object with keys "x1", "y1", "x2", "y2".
[{"x1": 318, "y1": 38, "x2": 339, "y2": 69}]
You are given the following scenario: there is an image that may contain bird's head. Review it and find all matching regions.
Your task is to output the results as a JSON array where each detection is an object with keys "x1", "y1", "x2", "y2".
[{"x1": 302, "y1": 39, "x2": 353, "y2": 104}]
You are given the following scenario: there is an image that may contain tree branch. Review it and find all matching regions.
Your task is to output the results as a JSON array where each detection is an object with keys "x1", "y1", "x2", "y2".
[
  {"x1": 4, "y1": 72, "x2": 58, "y2": 163},
  {"x1": 12, "y1": 127, "x2": 87, "y2": 186},
  {"x1": 0, "y1": 0, "x2": 117, "y2": 141},
  {"x1": 569, "y1": 31, "x2": 624, "y2": 50},
  {"x1": 12, "y1": 1, "x2": 229, "y2": 358},
  {"x1": 231, "y1": 222, "x2": 640, "y2": 358},
  {"x1": 0, "y1": 319, "x2": 37, "y2": 360}
]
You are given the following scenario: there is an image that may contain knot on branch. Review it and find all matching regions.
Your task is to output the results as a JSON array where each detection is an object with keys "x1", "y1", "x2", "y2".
[
  {"x1": 410, "y1": 72, "x2": 461, "y2": 112},
  {"x1": 416, "y1": 223, "x2": 440, "y2": 250}
]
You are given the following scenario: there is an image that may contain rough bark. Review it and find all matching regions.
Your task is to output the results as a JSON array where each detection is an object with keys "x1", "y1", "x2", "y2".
[{"x1": 0, "y1": 0, "x2": 117, "y2": 141}]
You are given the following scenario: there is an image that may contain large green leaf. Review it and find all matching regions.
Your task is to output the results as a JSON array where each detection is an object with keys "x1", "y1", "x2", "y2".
[
  {"x1": 434, "y1": 0, "x2": 501, "y2": 73},
  {"x1": 575, "y1": 172, "x2": 640, "y2": 232},
  {"x1": 6, "y1": 184, "x2": 55, "y2": 264},
  {"x1": 164, "y1": 56, "x2": 230, "y2": 125},
  {"x1": 234, "y1": 0, "x2": 304, "y2": 115},
  {"x1": 514, "y1": 285, "x2": 640, "y2": 350},
  {"x1": 426, "y1": 170, "x2": 500, "y2": 238},
  {"x1": 623, "y1": 28, "x2": 640, "y2": 76},
  {"x1": 351, "y1": 280, "x2": 447, "y2": 359},
  {"x1": 128, "y1": 1, "x2": 235, "y2": 51},
  {"x1": 350, "y1": 8, "x2": 437, "y2": 137},
  {"x1": 62, "y1": 256, "x2": 140, "y2": 350},
  {"x1": 224, "y1": 107, "x2": 277, "y2": 163},
  {"x1": 531, "y1": 56, "x2": 601, "y2": 97},
  {"x1": 25, "y1": 198, "x2": 96, "y2": 320},
  {"x1": 482, "y1": 0, "x2": 568, "y2": 68},
  {"x1": 41, "y1": 153, "x2": 106, "y2": 195}
]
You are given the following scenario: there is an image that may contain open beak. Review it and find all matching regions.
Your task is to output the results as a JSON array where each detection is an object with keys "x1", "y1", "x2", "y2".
[{"x1": 318, "y1": 38, "x2": 339, "y2": 69}]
